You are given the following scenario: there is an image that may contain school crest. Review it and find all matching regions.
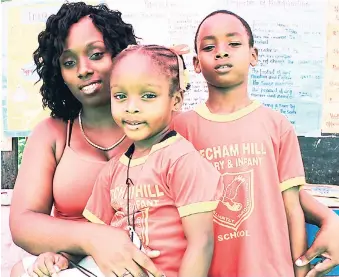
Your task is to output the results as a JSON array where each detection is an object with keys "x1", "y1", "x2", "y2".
[{"x1": 214, "y1": 170, "x2": 254, "y2": 231}]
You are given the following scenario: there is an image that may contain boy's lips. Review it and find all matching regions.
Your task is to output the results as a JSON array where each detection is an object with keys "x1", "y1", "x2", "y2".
[
  {"x1": 214, "y1": 63, "x2": 233, "y2": 73},
  {"x1": 214, "y1": 63, "x2": 233, "y2": 69}
]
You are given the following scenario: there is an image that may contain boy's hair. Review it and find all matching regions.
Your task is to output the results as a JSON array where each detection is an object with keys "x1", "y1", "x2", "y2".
[
  {"x1": 194, "y1": 10, "x2": 254, "y2": 53},
  {"x1": 33, "y1": 2, "x2": 138, "y2": 121},
  {"x1": 112, "y1": 44, "x2": 190, "y2": 95}
]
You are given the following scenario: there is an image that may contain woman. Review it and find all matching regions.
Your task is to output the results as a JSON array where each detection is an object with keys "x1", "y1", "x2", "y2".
[{"x1": 10, "y1": 2, "x2": 163, "y2": 277}]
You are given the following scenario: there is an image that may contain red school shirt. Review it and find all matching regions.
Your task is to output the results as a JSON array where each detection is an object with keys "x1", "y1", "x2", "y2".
[
  {"x1": 172, "y1": 100, "x2": 306, "y2": 277},
  {"x1": 84, "y1": 133, "x2": 223, "y2": 277}
]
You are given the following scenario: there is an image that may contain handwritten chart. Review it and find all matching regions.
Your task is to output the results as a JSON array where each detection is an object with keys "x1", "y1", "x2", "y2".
[
  {"x1": 321, "y1": 0, "x2": 339, "y2": 134},
  {"x1": 1, "y1": 0, "x2": 336, "y2": 136}
]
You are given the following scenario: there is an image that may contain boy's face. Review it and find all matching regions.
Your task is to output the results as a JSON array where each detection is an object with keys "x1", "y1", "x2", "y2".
[{"x1": 194, "y1": 13, "x2": 258, "y2": 89}]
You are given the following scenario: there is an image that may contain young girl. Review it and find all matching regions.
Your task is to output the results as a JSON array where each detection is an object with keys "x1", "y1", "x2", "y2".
[
  {"x1": 172, "y1": 10, "x2": 309, "y2": 277},
  {"x1": 78, "y1": 44, "x2": 223, "y2": 277}
]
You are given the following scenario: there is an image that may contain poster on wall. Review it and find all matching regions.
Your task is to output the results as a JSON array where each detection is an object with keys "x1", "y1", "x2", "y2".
[
  {"x1": 1, "y1": 0, "x2": 330, "y2": 137},
  {"x1": 321, "y1": 0, "x2": 339, "y2": 134}
]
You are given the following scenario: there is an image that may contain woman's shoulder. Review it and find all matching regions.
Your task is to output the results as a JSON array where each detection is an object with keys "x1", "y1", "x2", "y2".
[
  {"x1": 31, "y1": 117, "x2": 68, "y2": 139},
  {"x1": 28, "y1": 117, "x2": 69, "y2": 156}
]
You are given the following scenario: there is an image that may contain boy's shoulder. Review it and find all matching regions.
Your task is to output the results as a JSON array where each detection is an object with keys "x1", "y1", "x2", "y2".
[
  {"x1": 172, "y1": 109, "x2": 199, "y2": 123},
  {"x1": 258, "y1": 104, "x2": 294, "y2": 132},
  {"x1": 171, "y1": 108, "x2": 203, "y2": 135}
]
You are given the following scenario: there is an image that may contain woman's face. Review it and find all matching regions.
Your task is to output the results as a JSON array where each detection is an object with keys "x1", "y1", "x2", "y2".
[{"x1": 59, "y1": 16, "x2": 113, "y2": 108}]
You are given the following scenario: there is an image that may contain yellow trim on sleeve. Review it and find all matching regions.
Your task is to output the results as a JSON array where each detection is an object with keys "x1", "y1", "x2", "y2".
[
  {"x1": 83, "y1": 209, "x2": 106, "y2": 225},
  {"x1": 280, "y1": 177, "x2": 306, "y2": 192},
  {"x1": 178, "y1": 201, "x2": 219, "y2": 218}
]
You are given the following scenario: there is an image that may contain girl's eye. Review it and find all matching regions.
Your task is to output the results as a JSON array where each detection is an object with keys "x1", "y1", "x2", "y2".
[
  {"x1": 113, "y1": 93, "x2": 126, "y2": 100},
  {"x1": 142, "y1": 93, "x2": 156, "y2": 99}
]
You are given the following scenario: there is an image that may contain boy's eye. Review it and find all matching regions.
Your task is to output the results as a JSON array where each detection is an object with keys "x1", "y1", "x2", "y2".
[
  {"x1": 202, "y1": 45, "x2": 214, "y2": 51},
  {"x1": 90, "y1": 52, "x2": 104, "y2": 60},
  {"x1": 230, "y1": 42, "x2": 241, "y2": 47},
  {"x1": 142, "y1": 93, "x2": 156, "y2": 99},
  {"x1": 113, "y1": 93, "x2": 126, "y2": 100}
]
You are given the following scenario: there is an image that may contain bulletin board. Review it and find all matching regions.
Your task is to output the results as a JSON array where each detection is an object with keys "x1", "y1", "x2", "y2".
[{"x1": 1, "y1": 0, "x2": 338, "y2": 137}]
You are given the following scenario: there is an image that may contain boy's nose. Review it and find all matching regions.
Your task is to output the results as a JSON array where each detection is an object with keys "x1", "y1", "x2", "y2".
[{"x1": 215, "y1": 51, "x2": 229, "y2": 59}]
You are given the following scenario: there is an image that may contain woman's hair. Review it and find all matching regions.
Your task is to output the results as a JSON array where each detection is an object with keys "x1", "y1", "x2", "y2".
[
  {"x1": 33, "y1": 2, "x2": 138, "y2": 121},
  {"x1": 112, "y1": 44, "x2": 190, "y2": 95}
]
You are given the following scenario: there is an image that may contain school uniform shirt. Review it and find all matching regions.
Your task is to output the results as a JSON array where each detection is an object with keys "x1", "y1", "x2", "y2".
[
  {"x1": 84, "y1": 133, "x2": 223, "y2": 277},
  {"x1": 172, "y1": 100, "x2": 306, "y2": 277}
]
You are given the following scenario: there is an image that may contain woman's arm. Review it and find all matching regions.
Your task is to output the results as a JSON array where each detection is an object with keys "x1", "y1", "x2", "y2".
[
  {"x1": 10, "y1": 118, "x2": 88, "y2": 255},
  {"x1": 10, "y1": 118, "x2": 163, "y2": 277}
]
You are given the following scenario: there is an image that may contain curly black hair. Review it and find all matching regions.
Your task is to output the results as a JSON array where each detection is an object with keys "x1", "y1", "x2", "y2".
[{"x1": 33, "y1": 2, "x2": 138, "y2": 121}]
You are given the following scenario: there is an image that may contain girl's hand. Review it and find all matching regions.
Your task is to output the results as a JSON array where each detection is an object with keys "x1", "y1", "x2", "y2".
[{"x1": 27, "y1": 252, "x2": 68, "y2": 277}]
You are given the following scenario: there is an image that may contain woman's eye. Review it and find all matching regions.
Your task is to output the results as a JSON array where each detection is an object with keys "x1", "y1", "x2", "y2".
[
  {"x1": 90, "y1": 52, "x2": 104, "y2": 60},
  {"x1": 63, "y1": 61, "x2": 75, "y2": 68}
]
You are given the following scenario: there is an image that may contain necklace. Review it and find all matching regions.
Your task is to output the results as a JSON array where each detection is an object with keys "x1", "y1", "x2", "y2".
[{"x1": 78, "y1": 109, "x2": 126, "y2": 151}]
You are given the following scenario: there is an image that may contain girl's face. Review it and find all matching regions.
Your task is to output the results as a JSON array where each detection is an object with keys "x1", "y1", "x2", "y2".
[
  {"x1": 59, "y1": 16, "x2": 113, "y2": 108},
  {"x1": 110, "y1": 52, "x2": 182, "y2": 145}
]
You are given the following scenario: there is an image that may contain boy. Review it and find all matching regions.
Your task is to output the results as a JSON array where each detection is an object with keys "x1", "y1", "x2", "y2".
[{"x1": 172, "y1": 10, "x2": 308, "y2": 277}]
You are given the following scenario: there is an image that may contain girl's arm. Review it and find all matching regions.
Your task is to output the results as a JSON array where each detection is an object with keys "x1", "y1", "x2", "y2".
[{"x1": 179, "y1": 212, "x2": 214, "y2": 277}]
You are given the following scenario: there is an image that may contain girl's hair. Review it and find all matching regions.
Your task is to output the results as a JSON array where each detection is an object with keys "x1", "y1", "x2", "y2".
[
  {"x1": 194, "y1": 10, "x2": 254, "y2": 53},
  {"x1": 112, "y1": 44, "x2": 190, "y2": 95},
  {"x1": 33, "y1": 2, "x2": 138, "y2": 121}
]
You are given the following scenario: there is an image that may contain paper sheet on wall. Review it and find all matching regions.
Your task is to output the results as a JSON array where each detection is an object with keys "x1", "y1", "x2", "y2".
[
  {"x1": 2, "y1": 0, "x2": 328, "y2": 137},
  {"x1": 107, "y1": 0, "x2": 327, "y2": 136},
  {"x1": 321, "y1": 0, "x2": 339, "y2": 134}
]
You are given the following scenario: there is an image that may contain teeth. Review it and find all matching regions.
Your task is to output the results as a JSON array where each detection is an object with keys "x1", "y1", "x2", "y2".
[
  {"x1": 82, "y1": 83, "x2": 98, "y2": 94},
  {"x1": 219, "y1": 65, "x2": 230, "y2": 69}
]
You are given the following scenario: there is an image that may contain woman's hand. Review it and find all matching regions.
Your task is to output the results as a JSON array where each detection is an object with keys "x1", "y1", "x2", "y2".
[{"x1": 84, "y1": 225, "x2": 164, "y2": 277}]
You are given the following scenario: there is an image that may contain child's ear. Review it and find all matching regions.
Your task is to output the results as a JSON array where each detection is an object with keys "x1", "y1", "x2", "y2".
[
  {"x1": 250, "y1": 47, "x2": 258, "y2": 67},
  {"x1": 193, "y1": 56, "x2": 201, "y2": 73},
  {"x1": 172, "y1": 90, "x2": 183, "y2": 112}
]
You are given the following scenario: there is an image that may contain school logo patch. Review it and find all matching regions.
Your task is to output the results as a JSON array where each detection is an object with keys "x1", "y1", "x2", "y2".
[{"x1": 214, "y1": 170, "x2": 254, "y2": 231}]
